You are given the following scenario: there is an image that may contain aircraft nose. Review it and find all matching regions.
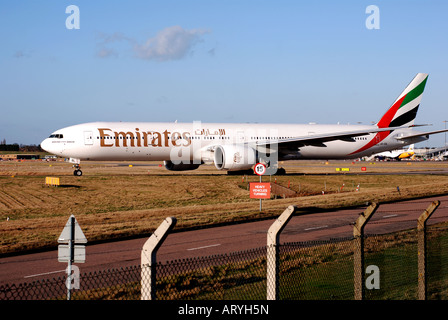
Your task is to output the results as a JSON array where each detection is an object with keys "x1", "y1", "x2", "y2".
[{"x1": 40, "y1": 138, "x2": 52, "y2": 153}]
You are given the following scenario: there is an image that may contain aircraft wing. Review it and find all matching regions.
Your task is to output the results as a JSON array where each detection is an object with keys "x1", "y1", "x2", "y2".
[{"x1": 252, "y1": 125, "x2": 412, "y2": 149}]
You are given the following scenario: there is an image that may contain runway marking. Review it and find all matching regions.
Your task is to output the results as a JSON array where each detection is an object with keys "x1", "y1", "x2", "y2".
[
  {"x1": 383, "y1": 214, "x2": 398, "y2": 218},
  {"x1": 187, "y1": 244, "x2": 221, "y2": 251},
  {"x1": 304, "y1": 225, "x2": 328, "y2": 231},
  {"x1": 24, "y1": 269, "x2": 66, "y2": 279}
]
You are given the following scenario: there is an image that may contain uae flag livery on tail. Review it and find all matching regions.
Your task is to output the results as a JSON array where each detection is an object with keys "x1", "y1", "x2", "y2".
[
  {"x1": 350, "y1": 73, "x2": 428, "y2": 155},
  {"x1": 377, "y1": 73, "x2": 428, "y2": 128}
]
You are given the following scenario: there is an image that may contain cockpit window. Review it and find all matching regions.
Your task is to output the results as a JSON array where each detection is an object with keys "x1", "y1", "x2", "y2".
[{"x1": 49, "y1": 134, "x2": 64, "y2": 139}]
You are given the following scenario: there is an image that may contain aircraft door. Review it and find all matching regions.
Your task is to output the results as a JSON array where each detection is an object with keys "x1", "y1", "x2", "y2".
[{"x1": 84, "y1": 131, "x2": 94, "y2": 145}]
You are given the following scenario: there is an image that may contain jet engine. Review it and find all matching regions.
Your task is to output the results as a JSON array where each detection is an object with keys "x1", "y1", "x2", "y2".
[
  {"x1": 164, "y1": 160, "x2": 201, "y2": 171},
  {"x1": 214, "y1": 145, "x2": 257, "y2": 171}
]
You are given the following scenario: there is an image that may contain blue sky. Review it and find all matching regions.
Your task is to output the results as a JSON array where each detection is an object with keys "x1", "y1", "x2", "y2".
[{"x1": 1, "y1": 1, "x2": 447, "y2": 146}]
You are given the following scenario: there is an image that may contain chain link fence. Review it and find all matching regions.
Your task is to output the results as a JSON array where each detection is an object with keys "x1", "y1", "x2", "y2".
[
  {"x1": 154, "y1": 247, "x2": 267, "y2": 300},
  {"x1": 279, "y1": 238, "x2": 355, "y2": 300},
  {"x1": 427, "y1": 224, "x2": 448, "y2": 299},
  {"x1": 0, "y1": 265, "x2": 142, "y2": 300}
]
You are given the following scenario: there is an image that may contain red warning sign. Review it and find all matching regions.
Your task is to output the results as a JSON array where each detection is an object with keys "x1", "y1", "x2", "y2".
[{"x1": 250, "y1": 182, "x2": 271, "y2": 199}]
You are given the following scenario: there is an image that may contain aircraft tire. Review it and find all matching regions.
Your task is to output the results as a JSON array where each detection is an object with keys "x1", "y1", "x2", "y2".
[
  {"x1": 276, "y1": 167, "x2": 286, "y2": 175},
  {"x1": 74, "y1": 169, "x2": 83, "y2": 176}
]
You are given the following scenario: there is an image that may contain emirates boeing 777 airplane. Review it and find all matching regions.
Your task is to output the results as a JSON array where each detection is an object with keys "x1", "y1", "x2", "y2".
[{"x1": 41, "y1": 73, "x2": 448, "y2": 176}]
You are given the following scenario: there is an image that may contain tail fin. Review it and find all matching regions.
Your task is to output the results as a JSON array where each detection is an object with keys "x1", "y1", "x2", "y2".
[{"x1": 376, "y1": 73, "x2": 428, "y2": 128}]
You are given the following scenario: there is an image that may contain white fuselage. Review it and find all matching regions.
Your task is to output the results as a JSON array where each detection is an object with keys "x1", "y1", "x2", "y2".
[{"x1": 40, "y1": 121, "x2": 425, "y2": 162}]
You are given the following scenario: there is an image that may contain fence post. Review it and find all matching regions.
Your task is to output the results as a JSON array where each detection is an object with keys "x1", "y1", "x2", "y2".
[
  {"x1": 141, "y1": 217, "x2": 177, "y2": 300},
  {"x1": 417, "y1": 200, "x2": 440, "y2": 300},
  {"x1": 267, "y1": 205, "x2": 297, "y2": 300},
  {"x1": 353, "y1": 202, "x2": 379, "y2": 300}
]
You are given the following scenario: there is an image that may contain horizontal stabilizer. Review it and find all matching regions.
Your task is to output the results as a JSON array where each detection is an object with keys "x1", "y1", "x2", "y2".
[{"x1": 395, "y1": 128, "x2": 448, "y2": 141}]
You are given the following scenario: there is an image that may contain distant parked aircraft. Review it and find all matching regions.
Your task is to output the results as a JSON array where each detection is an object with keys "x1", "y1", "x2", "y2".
[{"x1": 372, "y1": 144, "x2": 415, "y2": 161}]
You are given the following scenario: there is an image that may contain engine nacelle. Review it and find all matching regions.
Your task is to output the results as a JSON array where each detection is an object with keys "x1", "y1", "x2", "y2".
[
  {"x1": 214, "y1": 145, "x2": 257, "y2": 171},
  {"x1": 164, "y1": 160, "x2": 201, "y2": 171}
]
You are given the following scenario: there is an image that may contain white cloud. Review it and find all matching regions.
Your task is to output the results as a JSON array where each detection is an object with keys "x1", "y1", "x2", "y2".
[
  {"x1": 96, "y1": 26, "x2": 210, "y2": 61},
  {"x1": 95, "y1": 32, "x2": 131, "y2": 58},
  {"x1": 133, "y1": 26, "x2": 209, "y2": 61},
  {"x1": 14, "y1": 50, "x2": 32, "y2": 58},
  {"x1": 96, "y1": 47, "x2": 117, "y2": 58}
]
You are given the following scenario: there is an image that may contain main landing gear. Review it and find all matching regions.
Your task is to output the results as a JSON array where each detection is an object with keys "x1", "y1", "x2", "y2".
[{"x1": 73, "y1": 164, "x2": 83, "y2": 176}]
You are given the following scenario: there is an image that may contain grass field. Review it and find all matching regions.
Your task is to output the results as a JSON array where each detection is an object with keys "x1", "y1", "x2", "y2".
[{"x1": 1, "y1": 159, "x2": 448, "y2": 255}]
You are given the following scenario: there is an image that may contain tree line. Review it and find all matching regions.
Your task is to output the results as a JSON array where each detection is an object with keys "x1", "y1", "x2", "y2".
[{"x1": 0, "y1": 139, "x2": 43, "y2": 152}]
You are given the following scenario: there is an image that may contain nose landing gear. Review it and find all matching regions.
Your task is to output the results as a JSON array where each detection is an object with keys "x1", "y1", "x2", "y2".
[{"x1": 73, "y1": 164, "x2": 83, "y2": 176}]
